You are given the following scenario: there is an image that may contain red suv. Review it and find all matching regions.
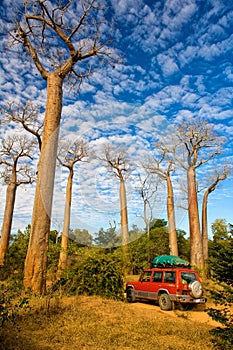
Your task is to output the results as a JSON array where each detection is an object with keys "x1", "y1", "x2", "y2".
[{"x1": 125, "y1": 267, "x2": 206, "y2": 310}]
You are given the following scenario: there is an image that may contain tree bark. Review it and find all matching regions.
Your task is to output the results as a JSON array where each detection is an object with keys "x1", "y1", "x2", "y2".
[
  {"x1": 201, "y1": 173, "x2": 228, "y2": 270},
  {"x1": 0, "y1": 180, "x2": 17, "y2": 266},
  {"x1": 57, "y1": 168, "x2": 73, "y2": 277},
  {"x1": 187, "y1": 167, "x2": 204, "y2": 268},
  {"x1": 167, "y1": 175, "x2": 178, "y2": 256},
  {"x1": 202, "y1": 191, "x2": 208, "y2": 266},
  {"x1": 23, "y1": 74, "x2": 63, "y2": 294},
  {"x1": 119, "y1": 179, "x2": 129, "y2": 268}
]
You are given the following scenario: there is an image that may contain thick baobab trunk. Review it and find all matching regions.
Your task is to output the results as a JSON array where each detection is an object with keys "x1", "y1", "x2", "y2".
[
  {"x1": 202, "y1": 191, "x2": 208, "y2": 266},
  {"x1": 0, "y1": 181, "x2": 17, "y2": 265},
  {"x1": 187, "y1": 167, "x2": 204, "y2": 269},
  {"x1": 166, "y1": 175, "x2": 178, "y2": 256},
  {"x1": 119, "y1": 179, "x2": 129, "y2": 270},
  {"x1": 57, "y1": 169, "x2": 73, "y2": 277},
  {"x1": 24, "y1": 74, "x2": 63, "y2": 294}
]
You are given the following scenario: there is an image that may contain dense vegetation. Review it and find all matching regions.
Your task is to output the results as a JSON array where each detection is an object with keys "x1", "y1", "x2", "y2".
[
  {"x1": 206, "y1": 220, "x2": 233, "y2": 350},
  {"x1": 0, "y1": 218, "x2": 232, "y2": 350}
]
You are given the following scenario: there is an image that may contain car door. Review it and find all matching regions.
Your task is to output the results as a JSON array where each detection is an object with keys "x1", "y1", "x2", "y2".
[
  {"x1": 135, "y1": 270, "x2": 152, "y2": 299},
  {"x1": 150, "y1": 271, "x2": 163, "y2": 300},
  {"x1": 163, "y1": 271, "x2": 177, "y2": 295}
]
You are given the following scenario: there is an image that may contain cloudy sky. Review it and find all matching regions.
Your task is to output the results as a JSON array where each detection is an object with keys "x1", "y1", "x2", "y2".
[{"x1": 0, "y1": 0, "x2": 232, "y2": 240}]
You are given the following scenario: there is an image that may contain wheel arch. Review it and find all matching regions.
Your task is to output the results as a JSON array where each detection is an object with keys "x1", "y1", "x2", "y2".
[
  {"x1": 126, "y1": 284, "x2": 135, "y2": 291},
  {"x1": 158, "y1": 289, "x2": 169, "y2": 296}
]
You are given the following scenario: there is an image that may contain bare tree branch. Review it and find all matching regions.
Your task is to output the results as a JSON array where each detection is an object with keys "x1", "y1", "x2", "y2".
[
  {"x1": 0, "y1": 134, "x2": 37, "y2": 186},
  {"x1": 57, "y1": 138, "x2": 89, "y2": 169},
  {"x1": 1, "y1": 101, "x2": 43, "y2": 151}
]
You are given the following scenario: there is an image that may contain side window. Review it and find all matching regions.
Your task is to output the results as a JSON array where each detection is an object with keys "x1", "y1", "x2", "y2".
[
  {"x1": 152, "y1": 272, "x2": 163, "y2": 282},
  {"x1": 164, "y1": 271, "x2": 176, "y2": 283},
  {"x1": 140, "y1": 271, "x2": 152, "y2": 282}
]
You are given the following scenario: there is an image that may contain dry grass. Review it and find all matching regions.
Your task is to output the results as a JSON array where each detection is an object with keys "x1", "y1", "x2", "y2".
[{"x1": 0, "y1": 295, "x2": 215, "y2": 350}]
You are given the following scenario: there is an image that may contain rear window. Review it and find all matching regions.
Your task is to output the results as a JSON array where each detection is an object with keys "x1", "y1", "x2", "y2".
[{"x1": 180, "y1": 272, "x2": 197, "y2": 284}]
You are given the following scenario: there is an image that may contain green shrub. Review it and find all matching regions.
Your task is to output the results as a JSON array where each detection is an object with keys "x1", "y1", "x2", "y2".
[
  {"x1": 54, "y1": 252, "x2": 125, "y2": 301},
  {"x1": 207, "y1": 220, "x2": 233, "y2": 349},
  {"x1": 0, "y1": 283, "x2": 29, "y2": 328},
  {"x1": 0, "y1": 227, "x2": 30, "y2": 282}
]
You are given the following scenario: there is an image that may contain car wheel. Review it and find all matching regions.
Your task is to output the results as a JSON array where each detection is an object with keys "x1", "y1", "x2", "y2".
[
  {"x1": 126, "y1": 288, "x2": 136, "y2": 303},
  {"x1": 158, "y1": 293, "x2": 172, "y2": 311},
  {"x1": 189, "y1": 281, "x2": 202, "y2": 298}
]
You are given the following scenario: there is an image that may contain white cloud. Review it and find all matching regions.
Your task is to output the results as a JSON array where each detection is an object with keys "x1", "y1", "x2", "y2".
[
  {"x1": 0, "y1": 0, "x2": 232, "y2": 235},
  {"x1": 157, "y1": 54, "x2": 179, "y2": 76}
]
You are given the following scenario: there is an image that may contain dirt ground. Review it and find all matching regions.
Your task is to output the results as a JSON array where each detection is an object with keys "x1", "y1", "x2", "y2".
[
  {"x1": 63, "y1": 295, "x2": 221, "y2": 327},
  {"x1": 127, "y1": 300, "x2": 222, "y2": 327}
]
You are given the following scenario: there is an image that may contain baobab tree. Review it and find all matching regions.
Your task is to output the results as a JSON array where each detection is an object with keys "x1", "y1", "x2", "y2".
[
  {"x1": 56, "y1": 138, "x2": 88, "y2": 277},
  {"x1": 0, "y1": 135, "x2": 36, "y2": 265},
  {"x1": 100, "y1": 145, "x2": 131, "y2": 269},
  {"x1": 174, "y1": 119, "x2": 224, "y2": 268},
  {"x1": 201, "y1": 166, "x2": 230, "y2": 266},
  {"x1": 137, "y1": 173, "x2": 158, "y2": 262},
  {"x1": 145, "y1": 144, "x2": 178, "y2": 256},
  {"x1": 7, "y1": 0, "x2": 116, "y2": 294},
  {"x1": 137, "y1": 173, "x2": 157, "y2": 239}
]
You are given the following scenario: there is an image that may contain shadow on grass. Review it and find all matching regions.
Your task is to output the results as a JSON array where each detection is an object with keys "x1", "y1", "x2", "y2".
[{"x1": 0, "y1": 332, "x2": 52, "y2": 350}]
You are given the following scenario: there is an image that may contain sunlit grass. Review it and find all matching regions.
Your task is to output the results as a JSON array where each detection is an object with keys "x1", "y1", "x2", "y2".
[{"x1": 0, "y1": 295, "x2": 214, "y2": 350}]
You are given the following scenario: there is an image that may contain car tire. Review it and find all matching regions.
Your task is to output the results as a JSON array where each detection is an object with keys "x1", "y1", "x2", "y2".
[
  {"x1": 189, "y1": 281, "x2": 202, "y2": 298},
  {"x1": 159, "y1": 293, "x2": 172, "y2": 311},
  {"x1": 126, "y1": 288, "x2": 136, "y2": 303}
]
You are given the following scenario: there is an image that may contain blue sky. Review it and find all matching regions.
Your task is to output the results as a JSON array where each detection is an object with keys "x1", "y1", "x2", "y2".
[{"x1": 0, "y1": 0, "x2": 232, "y2": 240}]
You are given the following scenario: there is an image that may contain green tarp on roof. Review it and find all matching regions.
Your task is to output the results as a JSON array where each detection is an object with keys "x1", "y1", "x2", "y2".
[{"x1": 151, "y1": 255, "x2": 190, "y2": 268}]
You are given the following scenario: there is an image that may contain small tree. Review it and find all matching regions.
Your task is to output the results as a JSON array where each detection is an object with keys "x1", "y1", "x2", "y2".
[
  {"x1": 99, "y1": 145, "x2": 131, "y2": 270},
  {"x1": 56, "y1": 139, "x2": 88, "y2": 276},
  {"x1": 70, "y1": 228, "x2": 93, "y2": 247},
  {"x1": 137, "y1": 173, "x2": 157, "y2": 261},
  {"x1": 94, "y1": 224, "x2": 119, "y2": 251},
  {"x1": 146, "y1": 143, "x2": 178, "y2": 256},
  {"x1": 0, "y1": 135, "x2": 36, "y2": 265},
  {"x1": 138, "y1": 173, "x2": 157, "y2": 239}
]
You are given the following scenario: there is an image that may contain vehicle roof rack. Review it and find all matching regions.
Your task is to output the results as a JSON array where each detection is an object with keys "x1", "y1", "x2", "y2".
[{"x1": 151, "y1": 255, "x2": 191, "y2": 268}]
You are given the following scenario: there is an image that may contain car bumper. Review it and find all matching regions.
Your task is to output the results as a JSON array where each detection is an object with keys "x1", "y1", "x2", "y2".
[{"x1": 173, "y1": 295, "x2": 207, "y2": 304}]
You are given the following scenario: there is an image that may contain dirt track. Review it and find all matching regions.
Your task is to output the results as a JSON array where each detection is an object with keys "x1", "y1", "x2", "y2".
[{"x1": 128, "y1": 300, "x2": 221, "y2": 327}]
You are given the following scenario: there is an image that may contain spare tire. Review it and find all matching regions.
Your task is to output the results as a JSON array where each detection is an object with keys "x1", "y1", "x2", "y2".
[{"x1": 189, "y1": 281, "x2": 202, "y2": 298}]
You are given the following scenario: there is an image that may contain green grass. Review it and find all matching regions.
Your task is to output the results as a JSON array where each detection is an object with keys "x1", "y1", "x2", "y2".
[{"x1": 0, "y1": 295, "x2": 215, "y2": 350}]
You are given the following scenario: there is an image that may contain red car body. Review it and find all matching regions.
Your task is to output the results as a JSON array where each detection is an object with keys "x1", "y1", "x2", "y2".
[{"x1": 125, "y1": 267, "x2": 206, "y2": 310}]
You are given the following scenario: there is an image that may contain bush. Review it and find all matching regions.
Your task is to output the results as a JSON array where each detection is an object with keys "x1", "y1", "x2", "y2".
[
  {"x1": 54, "y1": 251, "x2": 125, "y2": 301},
  {"x1": 207, "y1": 220, "x2": 233, "y2": 350},
  {"x1": 0, "y1": 227, "x2": 30, "y2": 281},
  {"x1": 0, "y1": 283, "x2": 29, "y2": 328}
]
